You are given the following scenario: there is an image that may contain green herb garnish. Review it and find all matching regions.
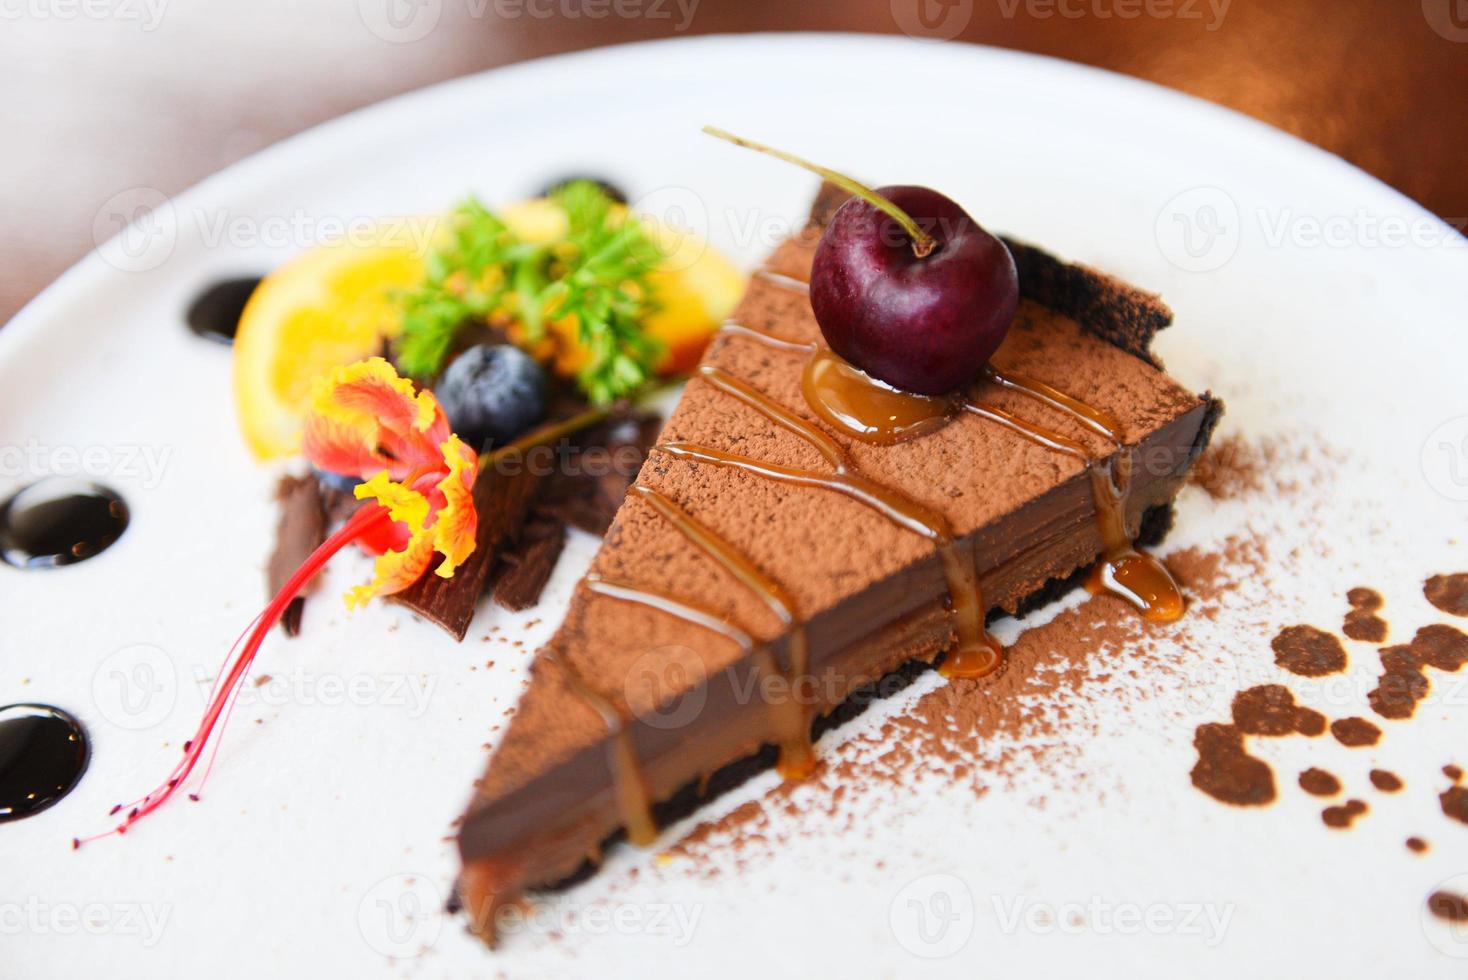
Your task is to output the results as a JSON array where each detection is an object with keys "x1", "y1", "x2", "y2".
[{"x1": 392, "y1": 181, "x2": 664, "y2": 404}]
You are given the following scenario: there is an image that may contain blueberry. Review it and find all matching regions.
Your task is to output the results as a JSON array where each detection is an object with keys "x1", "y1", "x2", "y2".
[{"x1": 434, "y1": 344, "x2": 549, "y2": 451}]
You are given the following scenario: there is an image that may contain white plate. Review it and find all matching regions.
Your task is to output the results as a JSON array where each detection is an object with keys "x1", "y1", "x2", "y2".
[{"x1": 4, "y1": 33, "x2": 1467, "y2": 980}]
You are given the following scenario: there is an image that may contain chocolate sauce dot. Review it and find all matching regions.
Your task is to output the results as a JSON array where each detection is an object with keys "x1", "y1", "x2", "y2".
[
  {"x1": 1446, "y1": 765, "x2": 1463, "y2": 783},
  {"x1": 1369, "y1": 769, "x2": 1403, "y2": 792},
  {"x1": 0, "y1": 704, "x2": 90, "y2": 821},
  {"x1": 1407, "y1": 837, "x2": 1429, "y2": 854},
  {"x1": 1330, "y1": 717, "x2": 1381, "y2": 747},
  {"x1": 1271, "y1": 625, "x2": 1347, "y2": 676},
  {"x1": 1427, "y1": 891, "x2": 1468, "y2": 921},
  {"x1": 1299, "y1": 768, "x2": 1341, "y2": 796},
  {"x1": 1322, "y1": 799, "x2": 1367, "y2": 829},
  {"x1": 1441, "y1": 785, "x2": 1468, "y2": 825},
  {"x1": 1425, "y1": 574, "x2": 1468, "y2": 617},
  {"x1": 0, "y1": 480, "x2": 129, "y2": 569},
  {"x1": 185, "y1": 276, "x2": 262, "y2": 345}
]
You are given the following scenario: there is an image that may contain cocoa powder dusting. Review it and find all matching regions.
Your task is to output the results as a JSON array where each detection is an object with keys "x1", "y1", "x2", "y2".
[
  {"x1": 1187, "y1": 434, "x2": 1269, "y2": 500},
  {"x1": 1322, "y1": 799, "x2": 1368, "y2": 829},
  {"x1": 1342, "y1": 588, "x2": 1388, "y2": 643},
  {"x1": 1298, "y1": 768, "x2": 1341, "y2": 796},
  {"x1": 1369, "y1": 769, "x2": 1403, "y2": 793},
  {"x1": 1330, "y1": 717, "x2": 1382, "y2": 747},
  {"x1": 1425, "y1": 574, "x2": 1468, "y2": 617},
  {"x1": 1271, "y1": 625, "x2": 1347, "y2": 676}
]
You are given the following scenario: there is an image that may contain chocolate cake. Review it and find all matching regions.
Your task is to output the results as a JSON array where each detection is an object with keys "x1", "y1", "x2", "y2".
[{"x1": 455, "y1": 187, "x2": 1221, "y2": 940}]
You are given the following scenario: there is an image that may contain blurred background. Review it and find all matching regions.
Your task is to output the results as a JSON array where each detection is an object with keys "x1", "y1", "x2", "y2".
[{"x1": 3, "y1": 0, "x2": 1464, "y2": 325}]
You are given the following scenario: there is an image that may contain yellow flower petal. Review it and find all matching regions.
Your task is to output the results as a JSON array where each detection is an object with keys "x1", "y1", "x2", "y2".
[
  {"x1": 431, "y1": 435, "x2": 479, "y2": 579},
  {"x1": 344, "y1": 472, "x2": 434, "y2": 609}
]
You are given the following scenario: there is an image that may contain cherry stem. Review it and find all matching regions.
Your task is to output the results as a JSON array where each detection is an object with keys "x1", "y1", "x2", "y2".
[
  {"x1": 75, "y1": 503, "x2": 394, "y2": 847},
  {"x1": 702, "y1": 125, "x2": 937, "y2": 259}
]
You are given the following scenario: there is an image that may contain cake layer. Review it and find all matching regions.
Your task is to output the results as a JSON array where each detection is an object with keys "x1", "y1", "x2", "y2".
[{"x1": 455, "y1": 195, "x2": 1220, "y2": 938}]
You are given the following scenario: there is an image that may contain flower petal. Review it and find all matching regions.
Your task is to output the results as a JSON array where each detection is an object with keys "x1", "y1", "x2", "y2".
[
  {"x1": 344, "y1": 472, "x2": 434, "y2": 608},
  {"x1": 301, "y1": 414, "x2": 392, "y2": 480},
  {"x1": 430, "y1": 435, "x2": 479, "y2": 579},
  {"x1": 306, "y1": 357, "x2": 444, "y2": 476}
]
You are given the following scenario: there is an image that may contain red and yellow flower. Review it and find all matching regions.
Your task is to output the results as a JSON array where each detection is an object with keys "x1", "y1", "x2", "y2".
[{"x1": 81, "y1": 359, "x2": 478, "y2": 845}]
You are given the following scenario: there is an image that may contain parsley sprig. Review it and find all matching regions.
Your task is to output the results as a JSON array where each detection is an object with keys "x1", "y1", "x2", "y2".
[{"x1": 392, "y1": 182, "x2": 664, "y2": 404}]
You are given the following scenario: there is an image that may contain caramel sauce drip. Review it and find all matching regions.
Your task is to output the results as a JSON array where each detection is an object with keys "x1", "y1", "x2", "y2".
[
  {"x1": 719, "y1": 321, "x2": 817, "y2": 354},
  {"x1": 542, "y1": 641, "x2": 658, "y2": 848},
  {"x1": 629, "y1": 485, "x2": 815, "y2": 779},
  {"x1": 801, "y1": 348, "x2": 956, "y2": 445},
  {"x1": 980, "y1": 365, "x2": 1184, "y2": 622}
]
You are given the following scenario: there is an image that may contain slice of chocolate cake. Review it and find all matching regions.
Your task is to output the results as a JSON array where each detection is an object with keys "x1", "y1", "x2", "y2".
[{"x1": 456, "y1": 187, "x2": 1221, "y2": 941}]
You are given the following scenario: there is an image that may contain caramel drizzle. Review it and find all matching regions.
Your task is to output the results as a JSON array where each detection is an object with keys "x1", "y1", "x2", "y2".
[
  {"x1": 717, "y1": 318, "x2": 1182, "y2": 622},
  {"x1": 978, "y1": 366, "x2": 1183, "y2": 622},
  {"x1": 658, "y1": 431, "x2": 1000, "y2": 679},
  {"x1": 629, "y1": 485, "x2": 815, "y2": 779},
  {"x1": 751, "y1": 268, "x2": 811, "y2": 294},
  {"x1": 719, "y1": 321, "x2": 818, "y2": 354}
]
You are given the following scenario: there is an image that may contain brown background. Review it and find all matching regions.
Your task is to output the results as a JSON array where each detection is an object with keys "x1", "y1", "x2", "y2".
[{"x1": 3, "y1": 0, "x2": 1464, "y2": 325}]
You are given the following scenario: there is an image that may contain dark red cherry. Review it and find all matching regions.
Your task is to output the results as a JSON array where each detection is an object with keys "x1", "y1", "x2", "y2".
[{"x1": 810, "y1": 186, "x2": 1018, "y2": 395}]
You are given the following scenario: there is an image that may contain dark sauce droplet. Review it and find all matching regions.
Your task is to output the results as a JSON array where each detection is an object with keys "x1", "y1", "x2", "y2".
[
  {"x1": 538, "y1": 175, "x2": 628, "y2": 204},
  {"x1": 186, "y1": 276, "x2": 263, "y2": 345},
  {"x1": 0, "y1": 704, "x2": 90, "y2": 822},
  {"x1": 0, "y1": 479, "x2": 129, "y2": 569}
]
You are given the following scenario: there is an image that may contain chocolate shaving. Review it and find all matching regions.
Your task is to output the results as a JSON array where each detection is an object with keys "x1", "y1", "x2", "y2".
[
  {"x1": 267, "y1": 474, "x2": 328, "y2": 636},
  {"x1": 535, "y1": 413, "x2": 661, "y2": 536},
  {"x1": 492, "y1": 519, "x2": 567, "y2": 612},
  {"x1": 390, "y1": 467, "x2": 543, "y2": 640}
]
